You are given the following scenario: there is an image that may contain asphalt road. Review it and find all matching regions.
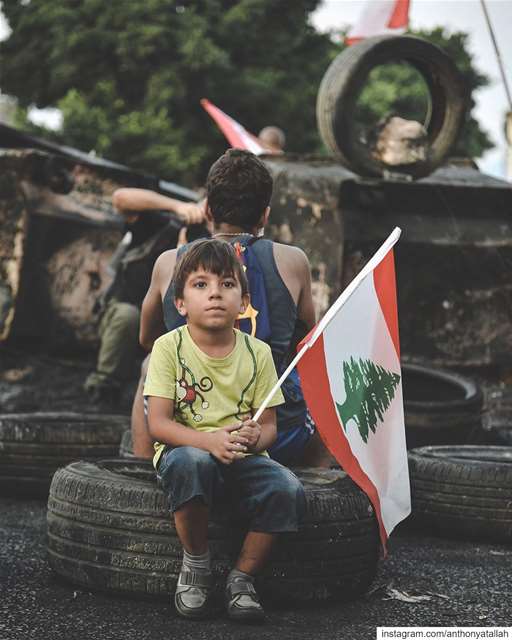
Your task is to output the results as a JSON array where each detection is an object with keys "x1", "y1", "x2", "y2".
[{"x1": 1, "y1": 496, "x2": 510, "y2": 640}]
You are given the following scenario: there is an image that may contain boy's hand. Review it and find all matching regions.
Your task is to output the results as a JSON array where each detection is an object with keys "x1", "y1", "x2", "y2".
[
  {"x1": 235, "y1": 418, "x2": 261, "y2": 452},
  {"x1": 206, "y1": 424, "x2": 248, "y2": 465}
]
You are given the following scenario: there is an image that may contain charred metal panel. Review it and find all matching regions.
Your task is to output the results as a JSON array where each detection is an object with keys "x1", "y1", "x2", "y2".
[
  {"x1": 262, "y1": 155, "x2": 350, "y2": 320},
  {"x1": 0, "y1": 150, "x2": 123, "y2": 350},
  {"x1": 0, "y1": 168, "x2": 29, "y2": 341},
  {"x1": 341, "y1": 171, "x2": 512, "y2": 372}
]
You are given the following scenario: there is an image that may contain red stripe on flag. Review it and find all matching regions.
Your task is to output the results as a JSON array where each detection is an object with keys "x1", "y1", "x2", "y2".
[
  {"x1": 373, "y1": 248, "x2": 400, "y2": 360},
  {"x1": 297, "y1": 333, "x2": 388, "y2": 551},
  {"x1": 345, "y1": 37, "x2": 362, "y2": 46},
  {"x1": 387, "y1": 0, "x2": 410, "y2": 29}
]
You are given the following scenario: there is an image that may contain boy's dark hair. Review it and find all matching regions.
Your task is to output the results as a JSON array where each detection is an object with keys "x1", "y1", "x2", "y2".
[
  {"x1": 173, "y1": 239, "x2": 249, "y2": 300},
  {"x1": 206, "y1": 149, "x2": 273, "y2": 231}
]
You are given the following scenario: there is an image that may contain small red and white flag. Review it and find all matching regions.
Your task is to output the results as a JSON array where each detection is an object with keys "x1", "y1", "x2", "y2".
[
  {"x1": 345, "y1": 0, "x2": 410, "y2": 45},
  {"x1": 254, "y1": 228, "x2": 410, "y2": 552},
  {"x1": 201, "y1": 98, "x2": 267, "y2": 155}
]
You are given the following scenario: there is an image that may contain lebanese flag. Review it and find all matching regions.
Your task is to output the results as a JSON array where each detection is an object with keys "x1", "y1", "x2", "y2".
[
  {"x1": 201, "y1": 98, "x2": 267, "y2": 155},
  {"x1": 345, "y1": 0, "x2": 410, "y2": 45},
  {"x1": 296, "y1": 228, "x2": 410, "y2": 551}
]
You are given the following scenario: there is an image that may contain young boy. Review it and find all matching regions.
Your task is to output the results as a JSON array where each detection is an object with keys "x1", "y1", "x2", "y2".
[{"x1": 144, "y1": 238, "x2": 305, "y2": 623}]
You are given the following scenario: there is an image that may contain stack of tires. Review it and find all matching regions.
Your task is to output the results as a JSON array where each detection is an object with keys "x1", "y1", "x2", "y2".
[
  {"x1": 408, "y1": 446, "x2": 512, "y2": 543},
  {"x1": 47, "y1": 459, "x2": 380, "y2": 603},
  {"x1": 0, "y1": 412, "x2": 129, "y2": 496}
]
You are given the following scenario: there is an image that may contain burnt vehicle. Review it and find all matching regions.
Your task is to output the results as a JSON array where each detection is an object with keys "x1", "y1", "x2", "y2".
[
  {"x1": 262, "y1": 36, "x2": 512, "y2": 383},
  {"x1": 0, "y1": 123, "x2": 199, "y2": 352}
]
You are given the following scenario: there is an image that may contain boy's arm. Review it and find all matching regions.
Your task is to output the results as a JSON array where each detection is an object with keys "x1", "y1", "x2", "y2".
[
  {"x1": 296, "y1": 249, "x2": 316, "y2": 331},
  {"x1": 112, "y1": 188, "x2": 206, "y2": 225},
  {"x1": 139, "y1": 250, "x2": 177, "y2": 351},
  {"x1": 147, "y1": 396, "x2": 249, "y2": 465}
]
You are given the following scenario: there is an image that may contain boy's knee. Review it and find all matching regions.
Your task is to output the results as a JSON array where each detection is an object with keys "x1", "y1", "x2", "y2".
[
  {"x1": 274, "y1": 471, "x2": 304, "y2": 503},
  {"x1": 165, "y1": 446, "x2": 216, "y2": 476}
]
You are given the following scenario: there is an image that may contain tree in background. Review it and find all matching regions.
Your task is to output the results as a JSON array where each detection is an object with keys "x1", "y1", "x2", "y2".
[
  {"x1": 0, "y1": 2, "x2": 493, "y2": 185},
  {"x1": 1, "y1": 0, "x2": 337, "y2": 185}
]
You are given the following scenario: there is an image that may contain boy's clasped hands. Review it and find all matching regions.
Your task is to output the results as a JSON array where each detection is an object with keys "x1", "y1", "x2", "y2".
[{"x1": 206, "y1": 417, "x2": 261, "y2": 464}]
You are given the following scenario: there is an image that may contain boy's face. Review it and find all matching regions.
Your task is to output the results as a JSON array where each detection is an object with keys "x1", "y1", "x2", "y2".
[{"x1": 176, "y1": 269, "x2": 248, "y2": 331}]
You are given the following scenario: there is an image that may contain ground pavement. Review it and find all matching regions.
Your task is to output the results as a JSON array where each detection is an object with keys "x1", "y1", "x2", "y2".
[{"x1": 1, "y1": 496, "x2": 510, "y2": 640}]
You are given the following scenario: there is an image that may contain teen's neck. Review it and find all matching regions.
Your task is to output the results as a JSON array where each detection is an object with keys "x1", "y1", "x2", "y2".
[
  {"x1": 212, "y1": 223, "x2": 259, "y2": 237},
  {"x1": 187, "y1": 324, "x2": 236, "y2": 358}
]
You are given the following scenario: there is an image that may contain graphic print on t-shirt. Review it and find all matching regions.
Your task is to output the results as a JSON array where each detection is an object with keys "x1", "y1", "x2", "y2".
[
  {"x1": 173, "y1": 329, "x2": 258, "y2": 424},
  {"x1": 175, "y1": 329, "x2": 213, "y2": 422}
]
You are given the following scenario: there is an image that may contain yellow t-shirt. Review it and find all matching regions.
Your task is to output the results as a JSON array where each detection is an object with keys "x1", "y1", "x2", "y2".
[{"x1": 144, "y1": 326, "x2": 285, "y2": 467}]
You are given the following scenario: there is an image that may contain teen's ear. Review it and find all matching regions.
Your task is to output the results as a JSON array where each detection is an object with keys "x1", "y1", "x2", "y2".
[
  {"x1": 205, "y1": 202, "x2": 215, "y2": 234},
  {"x1": 175, "y1": 297, "x2": 187, "y2": 317},
  {"x1": 256, "y1": 206, "x2": 270, "y2": 232},
  {"x1": 240, "y1": 293, "x2": 251, "y2": 314}
]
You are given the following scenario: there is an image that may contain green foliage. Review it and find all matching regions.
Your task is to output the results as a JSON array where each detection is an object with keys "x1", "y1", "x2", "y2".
[
  {"x1": 0, "y1": 4, "x2": 492, "y2": 183},
  {"x1": 336, "y1": 357, "x2": 401, "y2": 443},
  {"x1": 0, "y1": 0, "x2": 336, "y2": 185}
]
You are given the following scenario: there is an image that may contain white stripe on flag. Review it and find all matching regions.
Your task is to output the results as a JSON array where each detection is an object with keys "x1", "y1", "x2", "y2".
[{"x1": 322, "y1": 272, "x2": 410, "y2": 535}]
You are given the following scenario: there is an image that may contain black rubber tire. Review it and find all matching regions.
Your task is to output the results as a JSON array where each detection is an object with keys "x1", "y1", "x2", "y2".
[
  {"x1": 47, "y1": 459, "x2": 379, "y2": 603},
  {"x1": 119, "y1": 429, "x2": 135, "y2": 459},
  {"x1": 403, "y1": 364, "x2": 483, "y2": 449},
  {"x1": 316, "y1": 35, "x2": 468, "y2": 178},
  {"x1": 0, "y1": 412, "x2": 129, "y2": 496},
  {"x1": 408, "y1": 445, "x2": 512, "y2": 542}
]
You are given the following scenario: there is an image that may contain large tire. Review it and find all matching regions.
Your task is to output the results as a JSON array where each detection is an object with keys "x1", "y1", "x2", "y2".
[
  {"x1": 47, "y1": 459, "x2": 379, "y2": 603},
  {"x1": 317, "y1": 35, "x2": 468, "y2": 178},
  {"x1": 408, "y1": 445, "x2": 512, "y2": 542},
  {"x1": 0, "y1": 412, "x2": 128, "y2": 496},
  {"x1": 402, "y1": 364, "x2": 483, "y2": 448}
]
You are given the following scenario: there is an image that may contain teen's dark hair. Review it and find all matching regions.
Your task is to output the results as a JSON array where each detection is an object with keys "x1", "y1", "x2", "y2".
[
  {"x1": 206, "y1": 149, "x2": 273, "y2": 231},
  {"x1": 173, "y1": 239, "x2": 249, "y2": 300}
]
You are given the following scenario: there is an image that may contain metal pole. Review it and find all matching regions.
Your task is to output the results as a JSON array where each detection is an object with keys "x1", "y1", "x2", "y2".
[{"x1": 480, "y1": 0, "x2": 512, "y2": 111}]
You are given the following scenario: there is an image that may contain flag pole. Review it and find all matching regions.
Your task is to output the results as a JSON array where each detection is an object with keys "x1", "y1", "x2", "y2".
[
  {"x1": 480, "y1": 0, "x2": 512, "y2": 111},
  {"x1": 253, "y1": 227, "x2": 401, "y2": 421}
]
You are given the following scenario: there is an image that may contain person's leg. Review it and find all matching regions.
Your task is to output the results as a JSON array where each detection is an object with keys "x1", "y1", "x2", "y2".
[
  {"x1": 235, "y1": 531, "x2": 275, "y2": 575},
  {"x1": 131, "y1": 355, "x2": 154, "y2": 458},
  {"x1": 85, "y1": 300, "x2": 140, "y2": 403},
  {"x1": 299, "y1": 430, "x2": 338, "y2": 468},
  {"x1": 224, "y1": 456, "x2": 305, "y2": 622},
  {"x1": 158, "y1": 446, "x2": 223, "y2": 618},
  {"x1": 174, "y1": 497, "x2": 209, "y2": 555}
]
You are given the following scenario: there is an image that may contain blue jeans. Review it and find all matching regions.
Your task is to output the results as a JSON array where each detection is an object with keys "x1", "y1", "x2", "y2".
[{"x1": 157, "y1": 446, "x2": 305, "y2": 533}]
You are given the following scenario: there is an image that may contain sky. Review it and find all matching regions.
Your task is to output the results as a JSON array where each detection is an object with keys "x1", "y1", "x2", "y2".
[
  {"x1": 0, "y1": 0, "x2": 511, "y2": 178},
  {"x1": 311, "y1": 0, "x2": 512, "y2": 178}
]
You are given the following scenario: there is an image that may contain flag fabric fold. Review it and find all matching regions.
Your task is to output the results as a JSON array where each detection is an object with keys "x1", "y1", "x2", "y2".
[
  {"x1": 296, "y1": 230, "x2": 410, "y2": 551},
  {"x1": 200, "y1": 99, "x2": 267, "y2": 155},
  {"x1": 345, "y1": 0, "x2": 410, "y2": 45}
]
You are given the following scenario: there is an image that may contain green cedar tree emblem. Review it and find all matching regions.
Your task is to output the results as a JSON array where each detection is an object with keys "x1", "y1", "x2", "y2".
[{"x1": 336, "y1": 357, "x2": 401, "y2": 444}]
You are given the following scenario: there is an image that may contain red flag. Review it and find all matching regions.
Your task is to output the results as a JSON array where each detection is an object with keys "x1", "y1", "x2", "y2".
[
  {"x1": 345, "y1": 0, "x2": 410, "y2": 45},
  {"x1": 201, "y1": 99, "x2": 269, "y2": 155}
]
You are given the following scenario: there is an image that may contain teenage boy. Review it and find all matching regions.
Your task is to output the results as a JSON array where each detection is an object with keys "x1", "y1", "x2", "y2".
[
  {"x1": 135, "y1": 149, "x2": 334, "y2": 467},
  {"x1": 144, "y1": 239, "x2": 305, "y2": 622}
]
